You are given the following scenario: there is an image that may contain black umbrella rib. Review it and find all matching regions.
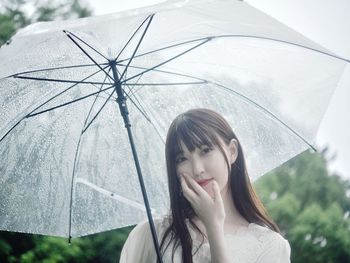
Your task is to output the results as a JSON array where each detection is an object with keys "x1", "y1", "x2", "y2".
[
  {"x1": 117, "y1": 37, "x2": 212, "y2": 65},
  {"x1": 81, "y1": 89, "x2": 116, "y2": 134},
  {"x1": 125, "y1": 81, "x2": 206, "y2": 86},
  {"x1": 116, "y1": 67, "x2": 152, "y2": 122},
  {"x1": 64, "y1": 30, "x2": 115, "y2": 82},
  {"x1": 126, "y1": 87, "x2": 166, "y2": 144},
  {"x1": 121, "y1": 38, "x2": 211, "y2": 83},
  {"x1": 13, "y1": 75, "x2": 109, "y2": 85},
  {"x1": 28, "y1": 64, "x2": 110, "y2": 114},
  {"x1": 120, "y1": 64, "x2": 206, "y2": 81},
  {"x1": 123, "y1": 89, "x2": 151, "y2": 122},
  {"x1": 5, "y1": 62, "x2": 109, "y2": 79},
  {"x1": 81, "y1": 67, "x2": 120, "y2": 134},
  {"x1": 120, "y1": 69, "x2": 165, "y2": 144},
  {"x1": 116, "y1": 64, "x2": 208, "y2": 96},
  {"x1": 26, "y1": 85, "x2": 115, "y2": 118},
  {"x1": 119, "y1": 14, "x2": 154, "y2": 82},
  {"x1": 116, "y1": 35, "x2": 349, "y2": 74},
  {"x1": 68, "y1": 69, "x2": 112, "y2": 242},
  {"x1": 63, "y1": 30, "x2": 109, "y2": 61},
  {"x1": 119, "y1": 34, "x2": 349, "y2": 64},
  {"x1": 0, "y1": 65, "x2": 110, "y2": 143},
  {"x1": 211, "y1": 81, "x2": 317, "y2": 151},
  {"x1": 115, "y1": 14, "x2": 154, "y2": 62}
]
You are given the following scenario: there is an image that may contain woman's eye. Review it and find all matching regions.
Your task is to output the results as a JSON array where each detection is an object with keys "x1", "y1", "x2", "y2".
[
  {"x1": 176, "y1": 157, "x2": 186, "y2": 164},
  {"x1": 201, "y1": 146, "x2": 212, "y2": 154}
]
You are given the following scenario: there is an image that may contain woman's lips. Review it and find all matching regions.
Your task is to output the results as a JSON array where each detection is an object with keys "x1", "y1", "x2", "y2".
[{"x1": 197, "y1": 179, "x2": 213, "y2": 186}]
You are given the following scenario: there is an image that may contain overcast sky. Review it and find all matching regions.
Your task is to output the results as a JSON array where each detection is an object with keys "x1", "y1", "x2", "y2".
[{"x1": 86, "y1": 0, "x2": 350, "y2": 180}]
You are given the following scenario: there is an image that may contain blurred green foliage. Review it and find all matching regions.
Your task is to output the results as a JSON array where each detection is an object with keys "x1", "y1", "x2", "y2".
[
  {"x1": 254, "y1": 149, "x2": 350, "y2": 263},
  {"x1": 0, "y1": 0, "x2": 92, "y2": 46},
  {"x1": 0, "y1": 226, "x2": 133, "y2": 262}
]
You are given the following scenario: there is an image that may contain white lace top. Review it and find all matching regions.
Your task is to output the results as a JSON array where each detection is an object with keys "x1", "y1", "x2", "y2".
[{"x1": 120, "y1": 215, "x2": 291, "y2": 263}]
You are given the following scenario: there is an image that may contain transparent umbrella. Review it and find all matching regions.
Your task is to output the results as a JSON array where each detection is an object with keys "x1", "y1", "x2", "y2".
[{"x1": 0, "y1": 0, "x2": 348, "y2": 261}]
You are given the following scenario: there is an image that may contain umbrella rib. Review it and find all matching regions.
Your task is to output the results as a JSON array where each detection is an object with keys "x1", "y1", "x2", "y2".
[
  {"x1": 64, "y1": 30, "x2": 115, "y2": 82},
  {"x1": 5, "y1": 62, "x2": 109, "y2": 79},
  {"x1": 118, "y1": 68, "x2": 166, "y2": 144},
  {"x1": 115, "y1": 67, "x2": 152, "y2": 122},
  {"x1": 117, "y1": 37, "x2": 212, "y2": 65},
  {"x1": 211, "y1": 81, "x2": 317, "y2": 151},
  {"x1": 122, "y1": 69, "x2": 144, "y2": 102},
  {"x1": 81, "y1": 89, "x2": 116, "y2": 134},
  {"x1": 68, "y1": 69, "x2": 112, "y2": 241},
  {"x1": 13, "y1": 75, "x2": 110, "y2": 85},
  {"x1": 26, "y1": 85, "x2": 115, "y2": 118},
  {"x1": 84, "y1": 67, "x2": 114, "y2": 123},
  {"x1": 127, "y1": 87, "x2": 166, "y2": 144},
  {"x1": 215, "y1": 34, "x2": 350, "y2": 63},
  {"x1": 124, "y1": 81, "x2": 206, "y2": 86},
  {"x1": 119, "y1": 64, "x2": 208, "y2": 96},
  {"x1": 0, "y1": 65, "x2": 110, "y2": 143},
  {"x1": 118, "y1": 35, "x2": 349, "y2": 65},
  {"x1": 118, "y1": 14, "x2": 154, "y2": 82},
  {"x1": 123, "y1": 89, "x2": 151, "y2": 122},
  {"x1": 63, "y1": 30, "x2": 109, "y2": 61},
  {"x1": 121, "y1": 69, "x2": 165, "y2": 144},
  {"x1": 115, "y1": 14, "x2": 154, "y2": 62},
  {"x1": 121, "y1": 38, "x2": 211, "y2": 83},
  {"x1": 121, "y1": 64, "x2": 205, "y2": 81}
]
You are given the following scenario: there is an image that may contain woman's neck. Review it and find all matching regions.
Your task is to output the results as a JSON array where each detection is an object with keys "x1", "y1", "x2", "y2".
[{"x1": 221, "y1": 186, "x2": 249, "y2": 227}]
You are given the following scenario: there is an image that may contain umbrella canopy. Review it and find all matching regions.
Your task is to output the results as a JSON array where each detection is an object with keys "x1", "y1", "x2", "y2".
[{"x1": 0, "y1": 0, "x2": 348, "y2": 241}]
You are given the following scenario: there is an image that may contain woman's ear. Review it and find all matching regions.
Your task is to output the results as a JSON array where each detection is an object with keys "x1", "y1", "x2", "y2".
[{"x1": 228, "y1": 139, "x2": 238, "y2": 164}]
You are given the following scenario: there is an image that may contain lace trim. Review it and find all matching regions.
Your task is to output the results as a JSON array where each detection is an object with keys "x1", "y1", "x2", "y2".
[{"x1": 155, "y1": 216, "x2": 285, "y2": 262}]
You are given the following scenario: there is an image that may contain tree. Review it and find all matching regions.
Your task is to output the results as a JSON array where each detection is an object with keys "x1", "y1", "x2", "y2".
[
  {"x1": 0, "y1": 0, "x2": 92, "y2": 46},
  {"x1": 254, "y1": 149, "x2": 350, "y2": 263}
]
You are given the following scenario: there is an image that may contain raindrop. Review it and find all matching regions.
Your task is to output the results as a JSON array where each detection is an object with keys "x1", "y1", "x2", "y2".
[{"x1": 344, "y1": 211, "x2": 350, "y2": 220}]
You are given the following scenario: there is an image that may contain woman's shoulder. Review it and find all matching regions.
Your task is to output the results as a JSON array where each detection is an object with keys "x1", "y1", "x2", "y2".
[
  {"x1": 248, "y1": 223, "x2": 289, "y2": 245},
  {"x1": 226, "y1": 223, "x2": 291, "y2": 262},
  {"x1": 131, "y1": 214, "x2": 172, "y2": 236},
  {"x1": 247, "y1": 223, "x2": 291, "y2": 260}
]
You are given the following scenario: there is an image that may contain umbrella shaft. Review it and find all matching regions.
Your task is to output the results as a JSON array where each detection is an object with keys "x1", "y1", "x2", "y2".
[{"x1": 110, "y1": 61, "x2": 164, "y2": 263}]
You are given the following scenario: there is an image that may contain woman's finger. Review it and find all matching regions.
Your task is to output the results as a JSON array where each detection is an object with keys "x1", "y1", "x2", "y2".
[
  {"x1": 212, "y1": 180, "x2": 222, "y2": 203},
  {"x1": 180, "y1": 174, "x2": 197, "y2": 202},
  {"x1": 183, "y1": 173, "x2": 208, "y2": 198}
]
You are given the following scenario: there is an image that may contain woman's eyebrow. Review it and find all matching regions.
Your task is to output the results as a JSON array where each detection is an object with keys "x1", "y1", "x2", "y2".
[{"x1": 175, "y1": 150, "x2": 184, "y2": 156}]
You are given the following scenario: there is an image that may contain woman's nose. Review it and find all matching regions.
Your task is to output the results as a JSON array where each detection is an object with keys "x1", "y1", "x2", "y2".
[{"x1": 192, "y1": 157, "x2": 205, "y2": 178}]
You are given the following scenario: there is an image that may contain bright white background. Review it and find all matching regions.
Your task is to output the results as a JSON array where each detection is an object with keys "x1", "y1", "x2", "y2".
[{"x1": 86, "y1": 0, "x2": 350, "y2": 180}]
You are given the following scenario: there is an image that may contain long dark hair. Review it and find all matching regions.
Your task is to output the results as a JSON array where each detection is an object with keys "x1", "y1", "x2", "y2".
[{"x1": 158, "y1": 108, "x2": 280, "y2": 263}]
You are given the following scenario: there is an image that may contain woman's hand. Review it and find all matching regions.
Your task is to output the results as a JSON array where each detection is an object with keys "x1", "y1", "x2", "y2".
[
  {"x1": 180, "y1": 173, "x2": 231, "y2": 263},
  {"x1": 179, "y1": 173, "x2": 226, "y2": 229}
]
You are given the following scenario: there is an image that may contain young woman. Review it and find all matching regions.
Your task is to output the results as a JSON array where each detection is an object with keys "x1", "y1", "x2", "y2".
[{"x1": 120, "y1": 108, "x2": 291, "y2": 263}]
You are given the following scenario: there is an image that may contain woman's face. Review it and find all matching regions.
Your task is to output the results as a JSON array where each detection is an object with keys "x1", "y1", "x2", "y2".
[{"x1": 175, "y1": 137, "x2": 238, "y2": 197}]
